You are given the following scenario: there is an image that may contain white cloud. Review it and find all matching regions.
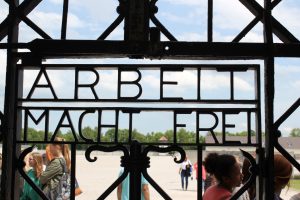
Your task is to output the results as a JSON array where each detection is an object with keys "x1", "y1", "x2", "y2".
[
  {"x1": 23, "y1": 70, "x2": 69, "y2": 99},
  {"x1": 202, "y1": 74, "x2": 229, "y2": 90},
  {"x1": 213, "y1": 29, "x2": 263, "y2": 43},
  {"x1": 161, "y1": 71, "x2": 198, "y2": 93},
  {"x1": 30, "y1": 11, "x2": 84, "y2": 30},
  {"x1": 160, "y1": 12, "x2": 203, "y2": 26},
  {"x1": 214, "y1": 1, "x2": 254, "y2": 30},
  {"x1": 67, "y1": 13, "x2": 85, "y2": 28},
  {"x1": 294, "y1": 80, "x2": 300, "y2": 88},
  {"x1": 106, "y1": 26, "x2": 124, "y2": 40},
  {"x1": 22, "y1": 11, "x2": 85, "y2": 40},
  {"x1": 178, "y1": 32, "x2": 206, "y2": 41},
  {"x1": 49, "y1": 0, "x2": 63, "y2": 5},
  {"x1": 160, "y1": 12, "x2": 189, "y2": 25},
  {"x1": 71, "y1": 0, "x2": 119, "y2": 22},
  {"x1": 273, "y1": 4, "x2": 300, "y2": 38},
  {"x1": 207, "y1": 75, "x2": 253, "y2": 92},
  {"x1": 99, "y1": 71, "x2": 118, "y2": 91},
  {"x1": 141, "y1": 70, "x2": 253, "y2": 92},
  {"x1": 158, "y1": 0, "x2": 267, "y2": 42},
  {"x1": 28, "y1": 11, "x2": 61, "y2": 33},
  {"x1": 276, "y1": 63, "x2": 300, "y2": 75},
  {"x1": 142, "y1": 74, "x2": 160, "y2": 88},
  {"x1": 240, "y1": 31, "x2": 263, "y2": 43},
  {"x1": 234, "y1": 77, "x2": 254, "y2": 91},
  {"x1": 0, "y1": 2, "x2": 8, "y2": 22}
]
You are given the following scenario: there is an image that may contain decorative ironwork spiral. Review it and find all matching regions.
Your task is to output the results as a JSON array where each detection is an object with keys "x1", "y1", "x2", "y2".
[
  {"x1": 141, "y1": 145, "x2": 186, "y2": 200},
  {"x1": 85, "y1": 144, "x2": 130, "y2": 200}
]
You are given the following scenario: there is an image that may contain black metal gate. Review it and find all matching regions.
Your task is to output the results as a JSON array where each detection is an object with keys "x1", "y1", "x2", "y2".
[{"x1": 1, "y1": 0, "x2": 300, "y2": 199}]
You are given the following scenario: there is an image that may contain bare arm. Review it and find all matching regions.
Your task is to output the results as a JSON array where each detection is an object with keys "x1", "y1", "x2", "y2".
[
  {"x1": 142, "y1": 184, "x2": 150, "y2": 200},
  {"x1": 117, "y1": 184, "x2": 122, "y2": 200}
]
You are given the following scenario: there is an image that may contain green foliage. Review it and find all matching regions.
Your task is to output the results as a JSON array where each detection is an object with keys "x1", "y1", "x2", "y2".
[
  {"x1": 22, "y1": 126, "x2": 266, "y2": 150},
  {"x1": 207, "y1": 130, "x2": 256, "y2": 136},
  {"x1": 290, "y1": 179, "x2": 300, "y2": 190},
  {"x1": 290, "y1": 128, "x2": 300, "y2": 137}
]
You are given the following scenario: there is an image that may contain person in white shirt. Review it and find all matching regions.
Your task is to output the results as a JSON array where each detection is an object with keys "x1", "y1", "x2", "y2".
[{"x1": 179, "y1": 156, "x2": 192, "y2": 190}]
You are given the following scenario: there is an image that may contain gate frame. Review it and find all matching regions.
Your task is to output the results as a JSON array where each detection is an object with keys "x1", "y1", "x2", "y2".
[{"x1": 1, "y1": 0, "x2": 300, "y2": 199}]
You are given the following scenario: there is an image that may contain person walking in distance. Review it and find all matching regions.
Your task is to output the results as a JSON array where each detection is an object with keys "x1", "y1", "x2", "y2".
[{"x1": 179, "y1": 156, "x2": 193, "y2": 191}]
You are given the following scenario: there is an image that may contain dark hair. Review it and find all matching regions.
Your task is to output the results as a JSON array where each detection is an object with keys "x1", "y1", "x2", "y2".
[
  {"x1": 242, "y1": 158, "x2": 251, "y2": 184},
  {"x1": 204, "y1": 153, "x2": 237, "y2": 182}
]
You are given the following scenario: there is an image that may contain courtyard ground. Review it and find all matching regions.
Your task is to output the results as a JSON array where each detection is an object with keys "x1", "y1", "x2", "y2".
[{"x1": 75, "y1": 154, "x2": 299, "y2": 200}]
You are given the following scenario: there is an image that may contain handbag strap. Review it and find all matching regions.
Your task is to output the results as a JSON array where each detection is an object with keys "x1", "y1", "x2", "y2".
[{"x1": 57, "y1": 158, "x2": 68, "y2": 173}]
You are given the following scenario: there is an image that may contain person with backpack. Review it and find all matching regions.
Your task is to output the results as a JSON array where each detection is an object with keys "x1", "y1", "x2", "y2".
[
  {"x1": 178, "y1": 156, "x2": 193, "y2": 191},
  {"x1": 40, "y1": 137, "x2": 71, "y2": 199}
]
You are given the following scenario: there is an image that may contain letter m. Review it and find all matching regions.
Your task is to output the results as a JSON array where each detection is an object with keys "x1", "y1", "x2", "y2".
[{"x1": 24, "y1": 109, "x2": 49, "y2": 141}]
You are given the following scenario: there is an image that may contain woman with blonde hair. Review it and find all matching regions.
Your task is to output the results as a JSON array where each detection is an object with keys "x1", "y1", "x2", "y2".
[
  {"x1": 274, "y1": 154, "x2": 293, "y2": 200},
  {"x1": 20, "y1": 152, "x2": 43, "y2": 200}
]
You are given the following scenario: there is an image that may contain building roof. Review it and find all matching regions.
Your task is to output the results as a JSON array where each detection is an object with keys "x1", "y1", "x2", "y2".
[
  {"x1": 205, "y1": 135, "x2": 300, "y2": 150},
  {"x1": 205, "y1": 135, "x2": 257, "y2": 144},
  {"x1": 278, "y1": 137, "x2": 300, "y2": 150},
  {"x1": 159, "y1": 136, "x2": 168, "y2": 142}
]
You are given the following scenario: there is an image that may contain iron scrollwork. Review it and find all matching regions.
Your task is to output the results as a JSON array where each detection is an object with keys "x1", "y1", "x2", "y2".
[
  {"x1": 85, "y1": 144, "x2": 130, "y2": 200},
  {"x1": 85, "y1": 141, "x2": 186, "y2": 200},
  {"x1": 142, "y1": 145, "x2": 186, "y2": 200}
]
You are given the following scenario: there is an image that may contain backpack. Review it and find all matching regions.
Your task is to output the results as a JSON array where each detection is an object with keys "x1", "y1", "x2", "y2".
[
  {"x1": 48, "y1": 158, "x2": 71, "y2": 200},
  {"x1": 185, "y1": 164, "x2": 192, "y2": 177}
]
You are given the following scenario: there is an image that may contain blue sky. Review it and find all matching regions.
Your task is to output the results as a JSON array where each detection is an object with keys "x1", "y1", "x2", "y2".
[{"x1": 1, "y1": 0, "x2": 300, "y2": 136}]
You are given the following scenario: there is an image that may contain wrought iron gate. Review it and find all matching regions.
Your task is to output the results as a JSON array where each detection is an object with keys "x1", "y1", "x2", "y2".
[{"x1": 1, "y1": 0, "x2": 300, "y2": 199}]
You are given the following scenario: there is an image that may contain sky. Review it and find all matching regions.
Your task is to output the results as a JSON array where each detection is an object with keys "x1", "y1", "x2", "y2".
[{"x1": 1, "y1": 0, "x2": 300, "y2": 137}]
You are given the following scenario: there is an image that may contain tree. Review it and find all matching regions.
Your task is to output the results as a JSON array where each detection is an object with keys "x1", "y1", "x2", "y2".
[{"x1": 290, "y1": 128, "x2": 300, "y2": 137}]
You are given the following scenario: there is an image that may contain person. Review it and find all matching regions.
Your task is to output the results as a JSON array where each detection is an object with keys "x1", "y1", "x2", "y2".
[
  {"x1": 204, "y1": 173, "x2": 216, "y2": 191},
  {"x1": 23, "y1": 153, "x2": 32, "y2": 172},
  {"x1": 202, "y1": 153, "x2": 243, "y2": 200},
  {"x1": 41, "y1": 153, "x2": 48, "y2": 171},
  {"x1": 41, "y1": 138, "x2": 82, "y2": 197},
  {"x1": 274, "y1": 154, "x2": 293, "y2": 200},
  {"x1": 193, "y1": 162, "x2": 206, "y2": 191},
  {"x1": 179, "y1": 156, "x2": 193, "y2": 190},
  {"x1": 232, "y1": 158, "x2": 251, "y2": 200},
  {"x1": 20, "y1": 152, "x2": 43, "y2": 200},
  {"x1": 40, "y1": 137, "x2": 71, "y2": 198},
  {"x1": 117, "y1": 168, "x2": 150, "y2": 200},
  {"x1": 45, "y1": 144, "x2": 53, "y2": 164}
]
